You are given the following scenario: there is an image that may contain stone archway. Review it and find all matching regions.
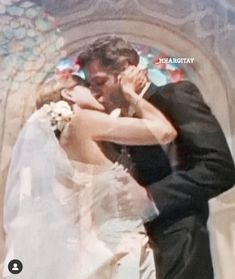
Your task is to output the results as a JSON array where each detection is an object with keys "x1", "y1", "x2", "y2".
[{"x1": 62, "y1": 19, "x2": 233, "y2": 156}]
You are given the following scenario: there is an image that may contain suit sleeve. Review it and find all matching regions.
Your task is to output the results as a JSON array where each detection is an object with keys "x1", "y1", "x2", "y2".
[{"x1": 148, "y1": 81, "x2": 235, "y2": 219}]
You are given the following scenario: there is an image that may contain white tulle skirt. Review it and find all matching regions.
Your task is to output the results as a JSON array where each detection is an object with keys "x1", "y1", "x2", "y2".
[{"x1": 3, "y1": 162, "x2": 156, "y2": 279}]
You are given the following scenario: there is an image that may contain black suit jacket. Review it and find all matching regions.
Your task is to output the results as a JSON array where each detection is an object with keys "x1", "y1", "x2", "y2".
[{"x1": 127, "y1": 81, "x2": 235, "y2": 226}]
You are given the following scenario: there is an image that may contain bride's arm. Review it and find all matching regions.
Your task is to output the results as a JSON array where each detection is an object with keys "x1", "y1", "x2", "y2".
[{"x1": 72, "y1": 103, "x2": 177, "y2": 146}]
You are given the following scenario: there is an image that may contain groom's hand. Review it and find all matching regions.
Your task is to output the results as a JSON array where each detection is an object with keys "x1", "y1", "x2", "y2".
[{"x1": 119, "y1": 66, "x2": 147, "y2": 96}]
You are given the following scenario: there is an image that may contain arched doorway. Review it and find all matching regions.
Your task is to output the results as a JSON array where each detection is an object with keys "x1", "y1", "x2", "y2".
[{"x1": 62, "y1": 19, "x2": 233, "y2": 157}]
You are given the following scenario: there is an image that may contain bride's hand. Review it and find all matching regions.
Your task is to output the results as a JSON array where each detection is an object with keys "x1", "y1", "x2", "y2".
[
  {"x1": 119, "y1": 66, "x2": 147, "y2": 98},
  {"x1": 61, "y1": 86, "x2": 105, "y2": 111}
]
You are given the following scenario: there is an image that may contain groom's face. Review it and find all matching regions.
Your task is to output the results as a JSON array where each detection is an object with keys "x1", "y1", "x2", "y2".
[{"x1": 84, "y1": 59, "x2": 125, "y2": 113}]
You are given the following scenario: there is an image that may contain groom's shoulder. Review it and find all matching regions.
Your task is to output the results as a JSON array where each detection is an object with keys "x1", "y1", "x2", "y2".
[
  {"x1": 146, "y1": 80, "x2": 202, "y2": 103},
  {"x1": 157, "y1": 80, "x2": 200, "y2": 95},
  {"x1": 153, "y1": 80, "x2": 204, "y2": 105}
]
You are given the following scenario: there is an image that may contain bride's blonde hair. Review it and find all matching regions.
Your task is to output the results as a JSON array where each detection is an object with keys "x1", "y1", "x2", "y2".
[{"x1": 36, "y1": 76, "x2": 87, "y2": 109}]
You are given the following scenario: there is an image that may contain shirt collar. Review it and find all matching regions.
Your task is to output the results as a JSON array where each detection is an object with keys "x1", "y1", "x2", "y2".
[
  {"x1": 139, "y1": 81, "x2": 151, "y2": 99},
  {"x1": 143, "y1": 82, "x2": 159, "y2": 100}
]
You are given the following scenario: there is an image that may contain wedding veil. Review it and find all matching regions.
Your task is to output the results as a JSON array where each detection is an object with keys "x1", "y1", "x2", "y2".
[{"x1": 3, "y1": 109, "x2": 82, "y2": 278}]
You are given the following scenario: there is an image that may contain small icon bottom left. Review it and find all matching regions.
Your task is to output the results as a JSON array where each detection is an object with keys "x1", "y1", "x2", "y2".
[{"x1": 8, "y1": 259, "x2": 23, "y2": 274}]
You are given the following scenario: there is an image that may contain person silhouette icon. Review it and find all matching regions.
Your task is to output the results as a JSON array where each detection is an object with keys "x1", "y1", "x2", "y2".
[
  {"x1": 12, "y1": 263, "x2": 19, "y2": 271},
  {"x1": 8, "y1": 259, "x2": 23, "y2": 274}
]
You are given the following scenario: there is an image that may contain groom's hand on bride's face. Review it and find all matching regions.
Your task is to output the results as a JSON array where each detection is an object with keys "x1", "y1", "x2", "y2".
[{"x1": 61, "y1": 86, "x2": 105, "y2": 111}]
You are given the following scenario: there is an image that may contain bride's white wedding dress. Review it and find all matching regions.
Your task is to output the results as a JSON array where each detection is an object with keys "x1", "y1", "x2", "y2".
[{"x1": 3, "y1": 108, "x2": 156, "y2": 279}]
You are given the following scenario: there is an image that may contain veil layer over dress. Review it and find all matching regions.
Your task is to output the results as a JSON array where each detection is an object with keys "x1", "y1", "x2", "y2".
[{"x1": 3, "y1": 108, "x2": 157, "y2": 279}]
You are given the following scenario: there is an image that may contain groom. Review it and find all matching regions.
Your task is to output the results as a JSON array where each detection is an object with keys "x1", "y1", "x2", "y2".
[{"x1": 77, "y1": 36, "x2": 235, "y2": 279}]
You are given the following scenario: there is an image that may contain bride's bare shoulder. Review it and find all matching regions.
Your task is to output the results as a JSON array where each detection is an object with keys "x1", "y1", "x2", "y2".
[{"x1": 70, "y1": 109, "x2": 109, "y2": 129}]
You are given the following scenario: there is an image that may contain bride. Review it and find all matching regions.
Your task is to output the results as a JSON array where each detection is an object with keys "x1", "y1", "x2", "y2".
[{"x1": 3, "y1": 66, "x2": 177, "y2": 279}]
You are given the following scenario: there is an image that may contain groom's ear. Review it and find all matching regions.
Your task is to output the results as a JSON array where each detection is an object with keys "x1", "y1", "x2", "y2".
[{"x1": 60, "y1": 89, "x2": 75, "y2": 104}]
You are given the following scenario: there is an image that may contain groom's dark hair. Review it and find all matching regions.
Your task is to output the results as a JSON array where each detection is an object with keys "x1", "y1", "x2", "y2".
[{"x1": 78, "y1": 35, "x2": 139, "y2": 72}]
